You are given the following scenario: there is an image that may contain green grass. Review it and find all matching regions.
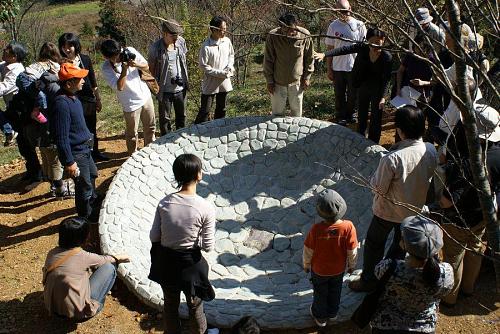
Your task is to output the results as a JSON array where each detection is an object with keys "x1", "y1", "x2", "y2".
[{"x1": 40, "y1": 1, "x2": 100, "y2": 18}]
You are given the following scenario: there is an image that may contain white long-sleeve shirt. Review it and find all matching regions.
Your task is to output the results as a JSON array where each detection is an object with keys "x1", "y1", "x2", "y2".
[
  {"x1": 150, "y1": 193, "x2": 216, "y2": 252},
  {"x1": 199, "y1": 36, "x2": 234, "y2": 95},
  {"x1": 0, "y1": 61, "x2": 24, "y2": 105}
]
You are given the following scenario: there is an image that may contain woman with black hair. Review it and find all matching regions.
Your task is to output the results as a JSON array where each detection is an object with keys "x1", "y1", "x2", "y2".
[
  {"x1": 43, "y1": 217, "x2": 129, "y2": 319},
  {"x1": 315, "y1": 27, "x2": 393, "y2": 144},
  {"x1": 58, "y1": 32, "x2": 108, "y2": 161},
  {"x1": 370, "y1": 216, "x2": 454, "y2": 333},
  {"x1": 149, "y1": 153, "x2": 216, "y2": 334}
]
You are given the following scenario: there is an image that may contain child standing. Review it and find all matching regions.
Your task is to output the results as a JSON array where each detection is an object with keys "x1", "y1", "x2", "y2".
[{"x1": 303, "y1": 189, "x2": 358, "y2": 327}]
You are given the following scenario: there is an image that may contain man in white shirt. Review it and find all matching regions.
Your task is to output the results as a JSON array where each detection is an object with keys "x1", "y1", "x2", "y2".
[
  {"x1": 325, "y1": 0, "x2": 366, "y2": 125},
  {"x1": 194, "y1": 16, "x2": 235, "y2": 123},
  {"x1": 100, "y1": 39, "x2": 156, "y2": 155},
  {"x1": 0, "y1": 42, "x2": 26, "y2": 146}
]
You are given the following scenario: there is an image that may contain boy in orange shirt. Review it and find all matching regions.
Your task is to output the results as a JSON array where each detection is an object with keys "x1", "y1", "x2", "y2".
[{"x1": 303, "y1": 189, "x2": 358, "y2": 327}]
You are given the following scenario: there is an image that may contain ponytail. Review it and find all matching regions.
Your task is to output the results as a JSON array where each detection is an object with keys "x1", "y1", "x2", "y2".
[{"x1": 423, "y1": 255, "x2": 441, "y2": 285}]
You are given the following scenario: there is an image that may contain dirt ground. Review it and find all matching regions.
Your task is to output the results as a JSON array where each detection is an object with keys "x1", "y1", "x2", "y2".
[{"x1": 0, "y1": 132, "x2": 499, "y2": 334}]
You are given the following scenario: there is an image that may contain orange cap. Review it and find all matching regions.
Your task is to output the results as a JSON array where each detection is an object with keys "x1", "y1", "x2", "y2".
[{"x1": 58, "y1": 62, "x2": 89, "y2": 81}]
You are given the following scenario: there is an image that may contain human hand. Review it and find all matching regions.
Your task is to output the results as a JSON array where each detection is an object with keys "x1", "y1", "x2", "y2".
[
  {"x1": 301, "y1": 78, "x2": 310, "y2": 90},
  {"x1": 410, "y1": 78, "x2": 426, "y2": 87},
  {"x1": 65, "y1": 162, "x2": 79, "y2": 178},
  {"x1": 313, "y1": 51, "x2": 325, "y2": 61},
  {"x1": 267, "y1": 83, "x2": 275, "y2": 95},
  {"x1": 112, "y1": 254, "x2": 130, "y2": 263},
  {"x1": 378, "y1": 98, "x2": 386, "y2": 110}
]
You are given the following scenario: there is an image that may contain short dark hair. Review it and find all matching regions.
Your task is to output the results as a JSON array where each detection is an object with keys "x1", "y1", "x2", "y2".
[
  {"x1": 278, "y1": 13, "x2": 297, "y2": 27},
  {"x1": 58, "y1": 32, "x2": 82, "y2": 56},
  {"x1": 395, "y1": 105, "x2": 425, "y2": 140},
  {"x1": 100, "y1": 39, "x2": 121, "y2": 58},
  {"x1": 58, "y1": 217, "x2": 90, "y2": 249},
  {"x1": 6, "y1": 41, "x2": 27, "y2": 62},
  {"x1": 209, "y1": 16, "x2": 226, "y2": 31},
  {"x1": 172, "y1": 154, "x2": 202, "y2": 188},
  {"x1": 231, "y1": 316, "x2": 260, "y2": 334},
  {"x1": 366, "y1": 27, "x2": 386, "y2": 40},
  {"x1": 38, "y1": 42, "x2": 61, "y2": 63}
]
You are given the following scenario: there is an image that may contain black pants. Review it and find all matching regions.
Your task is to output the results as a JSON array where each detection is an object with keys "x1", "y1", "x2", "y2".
[
  {"x1": 73, "y1": 150, "x2": 98, "y2": 220},
  {"x1": 195, "y1": 92, "x2": 228, "y2": 124},
  {"x1": 361, "y1": 215, "x2": 406, "y2": 283},
  {"x1": 158, "y1": 91, "x2": 186, "y2": 136},
  {"x1": 358, "y1": 82, "x2": 383, "y2": 144},
  {"x1": 333, "y1": 71, "x2": 356, "y2": 121},
  {"x1": 81, "y1": 100, "x2": 99, "y2": 153},
  {"x1": 17, "y1": 127, "x2": 42, "y2": 181}
]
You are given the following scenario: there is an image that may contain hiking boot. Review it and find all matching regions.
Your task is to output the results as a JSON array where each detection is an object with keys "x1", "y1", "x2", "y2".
[
  {"x1": 4, "y1": 131, "x2": 18, "y2": 146},
  {"x1": 309, "y1": 305, "x2": 327, "y2": 327},
  {"x1": 348, "y1": 278, "x2": 377, "y2": 292},
  {"x1": 52, "y1": 187, "x2": 75, "y2": 200}
]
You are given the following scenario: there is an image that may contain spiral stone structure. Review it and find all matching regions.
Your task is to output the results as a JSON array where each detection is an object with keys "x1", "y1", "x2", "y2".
[{"x1": 99, "y1": 116, "x2": 386, "y2": 329}]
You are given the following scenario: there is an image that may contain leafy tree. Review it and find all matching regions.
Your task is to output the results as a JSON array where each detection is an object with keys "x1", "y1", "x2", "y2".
[{"x1": 96, "y1": 0, "x2": 126, "y2": 45}]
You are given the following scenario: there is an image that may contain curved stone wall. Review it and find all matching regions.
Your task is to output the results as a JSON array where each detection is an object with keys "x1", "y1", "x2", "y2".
[{"x1": 99, "y1": 116, "x2": 386, "y2": 329}]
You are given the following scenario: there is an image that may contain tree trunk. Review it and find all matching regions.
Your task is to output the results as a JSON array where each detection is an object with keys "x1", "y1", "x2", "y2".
[{"x1": 446, "y1": 0, "x2": 500, "y2": 292}]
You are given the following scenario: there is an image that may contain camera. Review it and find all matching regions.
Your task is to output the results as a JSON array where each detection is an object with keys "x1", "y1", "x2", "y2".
[
  {"x1": 171, "y1": 75, "x2": 184, "y2": 87},
  {"x1": 119, "y1": 48, "x2": 136, "y2": 62}
]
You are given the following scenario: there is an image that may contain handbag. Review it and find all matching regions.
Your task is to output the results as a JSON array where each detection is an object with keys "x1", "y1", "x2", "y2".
[
  {"x1": 351, "y1": 259, "x2": 397, "y2": 329},
  {"x1": 139, "y1": 69, "x2": 160, "y2": 95}
]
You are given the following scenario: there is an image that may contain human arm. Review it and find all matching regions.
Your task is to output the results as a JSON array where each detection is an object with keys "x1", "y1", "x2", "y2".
[
  {"x1": 263, "y1": 33, "x2": 276, "y2": 92},
  {"x1": 53, "y1": 98, "x2": 75, "y2": 168},
  {"x1": 346, "y1": 223, "x2": 359, "y2": 273},
  {"x1": 326, "y1": 46, "x2": 335, "y2": 81},
  {"x1": 150, "y1": 206, "x2": 162, "y2": 243},
  {"x1": 147, "y1": 42, "x2": 158, "y2": 79},
  {"x1": 127, "y1": 47, "x2": 150, "y2": 71},
  {"x1": 396, "y1": 63, "x2": 405, "y2": 96},
  {"x1": 84, "y1": 55, "x2": 102, "y2": 111},
  {"x1": 116, "y1": 64, "x2": 128, "y2": 91},
  {"x1": 0, "y1": 64, "x2": 20, "y2": 97},
  {"x1": 199, "y1": 44, "x2": 228, "y2": 78},
  {"x1": 84, "y1": 250, "x2": 129, "y2": 269},
  {"x1": 370, "y1": 156, "x2": 395, "y2": 196},
  {"x1": 324, "y1": 43, "x2": 365, "y2": 58},
  {"x1": 301, "y1": 34, "x2": 314, "y2": 86},
  {"x1": 303, "y1": 226, "x2": 315, "y2": 273},
  {"x1": 200, "y1": 206, "x2": 216, "y2": 252},
  {"x1": 226, "y1": 39, "x2": 235, "y2": 75},
  {"x1": 379, "y1": 52, "x2": 393, "y2": 109}
]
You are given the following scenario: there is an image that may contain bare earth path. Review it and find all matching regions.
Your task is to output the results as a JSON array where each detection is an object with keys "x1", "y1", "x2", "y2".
[{"x1": 0, "y1": 134, "x2": 499, "y2": 334}]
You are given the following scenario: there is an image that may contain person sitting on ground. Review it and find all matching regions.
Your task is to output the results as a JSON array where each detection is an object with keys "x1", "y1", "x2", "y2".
[
  {"x1": 231, "y1": 315, "x2": 261, "y2": 334},
  {"x1": 0, "y1": 41, "x2": 26, "y2": 146},
  {"x1": 370, "y1": 216, "x2": 454, "y2": 334},
  {"x1": 59, "y1": 32, "x2": 109, "y2": 162},
  {"x1": 348, "y1": 106, "x2": 438, "y2": 292},
  {"x1": 315, "y1": 27, "x2": 392, "y2": 144},
  {"x1": 43, "y1": 216, "x2": 129, "y2": 319},
  {"x1": 101, "y1": 39, "x2": 156, "y2": 155},
  {"x1": 303, "y1": 189, "x2": 358, "y2": 327},
  {"x1": 149, "y1": 153, "x2": 216, "y2": 334}
]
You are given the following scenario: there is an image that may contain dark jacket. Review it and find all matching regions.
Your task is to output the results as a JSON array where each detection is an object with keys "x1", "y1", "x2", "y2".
[{"x1": 76, "y1": 54, "x2": 98, "y2": 102}]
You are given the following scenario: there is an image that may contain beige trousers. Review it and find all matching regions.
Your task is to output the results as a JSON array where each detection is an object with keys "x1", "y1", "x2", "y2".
[
  {"x1": 123, "y1": 97, "x2": 156, "y2": 154},
  {"x1": 271, "y1": 83, "x2": 304, "y2": 117},
  {"x1": 39, "y1": 146, "x2": 63, "y2": 181}
]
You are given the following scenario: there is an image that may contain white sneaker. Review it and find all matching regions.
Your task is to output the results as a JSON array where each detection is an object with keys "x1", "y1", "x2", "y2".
[{"x1": 309, "y1": 305, "x2": 327, "y2": 327}]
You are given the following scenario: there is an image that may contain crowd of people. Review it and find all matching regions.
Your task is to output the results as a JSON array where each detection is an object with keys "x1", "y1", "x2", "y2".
[{"x1": 0, "y1": 0, "x2": 497, "y2": 333}]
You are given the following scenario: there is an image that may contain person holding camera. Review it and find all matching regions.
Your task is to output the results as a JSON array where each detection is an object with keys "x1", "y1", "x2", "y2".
[
  {"x1": 194, "y1": 16, "x2": 234, "y2": 124},
  {"x1": 101, "y1": 39, "x2": 156, "y2": 154},
  {"x1": 148, "y1": 19, "x2": 189, "y2": 136}
]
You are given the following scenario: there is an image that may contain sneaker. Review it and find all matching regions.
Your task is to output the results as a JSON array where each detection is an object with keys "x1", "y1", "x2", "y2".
[
  {"x1": 329, "y1": 315, "x2": 338, "y2": 323},
  {"x1": 309, "y1": 305, "x2": 327, "y2": 327},
  {"x1": 24, "y1": 179, "x2": 42, "y2": 192},
  {"x1": 54, "y1": 187, "x2": 75, "y2": 200},
  {"x1": 348, "y1": 278, "x2": 377, "y2": 292},
  {"x1": 348, "y1": 117, "x2": 357, "y2": 124},
  {"x1": 4, "y1": 131, "x2": 18, "y2": 146},
  {"x1": 337, "y1": 119, "x2": 348, "y2": 126},
  {"x1": 207, "y1": 328, "x2": 220, "y2": 334}
]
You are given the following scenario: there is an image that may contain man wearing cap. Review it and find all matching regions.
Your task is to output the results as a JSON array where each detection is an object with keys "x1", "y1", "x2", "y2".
[
  {"x1": 411, "y1": 8, "x2": 445, "y2": 54},
  {"x1": 324, "y1": 0, "x2": 366, "y2": 125},
  {"x1": 148, "y1": 19, "x2": 189, "y2": 135},
  {"x1": 349, "y1": 106, "x2": 438, "y2": 292},
  {"x1": 52, "y1": 63, "x2": 98, "y2": 219},
  {"x1": 101, "y1": 39, "x2": 156, "y2": 155},
  {"x1": 194, "y1": 15, "x2": 234, "y2": 124},
  {"x1": 263, "y1": 13, "x2": 314, "y2": 117}
]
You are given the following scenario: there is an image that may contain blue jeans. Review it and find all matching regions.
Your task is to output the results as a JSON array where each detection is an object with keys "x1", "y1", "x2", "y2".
[
  {"x1": 0, "y1": 111, "x2": 13, "y2": 134},
  {"x1": 311, "y1": 271, "x2": 344, "y2": 320},
  {"x1": 90, "y1": 262, "x2": 116, "y2": 313},
  {"x1": 73, "y1": 150, "x2": 98, "y2": 219}
]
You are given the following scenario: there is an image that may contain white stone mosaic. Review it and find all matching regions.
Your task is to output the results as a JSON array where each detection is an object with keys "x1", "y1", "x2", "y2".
[{"x1": 99, "y1": 116, "x2": 386, "y2": 329}]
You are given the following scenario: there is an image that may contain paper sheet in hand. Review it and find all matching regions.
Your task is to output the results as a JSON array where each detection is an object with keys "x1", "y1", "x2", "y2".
[{"x1": 390, "y1": 86, "x2": 421, "y2": 108}]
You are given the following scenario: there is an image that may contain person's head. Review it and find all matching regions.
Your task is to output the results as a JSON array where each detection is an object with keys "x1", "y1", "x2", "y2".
[
  {"x1": 475, "y1": 102, "x2": 500, "y2": 144},
  {"x1": 58, "y1": 62, "x2": 88, "y2": 93},
  {"x1": 366, "y1": 27, "x2": 386, "y2": 53},
  {"x1": 444, "y1": 23, "x2": 473, "y2": 52},
  {"x1": 172, "y1": 154, "x2": 203, "y2": 188},
  {"x1": 2, "y1": 41, "x2": 27, "y2": 64},
  {"x1": 58, "y1": 32, "x2": 82, "y2": 60},
  {"x1": 100, "y1": 39, "x2": 121, "y2": 63},
  {"x1": 278, "y1": 13, "x2": 298, "y2": 37},
  {"x1": 161, "y1": 19, "x2": 183, "y2": 45},
  {"x1": 395, "y1": 105, "x2": 425, "y2": 140},
  {"x1": 336, "y1": 0, "x2": 351, "y2": 22},
  {"x1": 316, "y1": 189, "x2": 347, "y2": 222},
  {"x1": 415, "y1": 7, "x2": 433, "y2": 30},
  {"x1": 400, "y1": 216, "x2": 443, "y2": 285},
  {"x1": 231, "y1": 316, "x2": 260, "y2": 334},
  {"x1": 58, "y1": 216, "x2": 90, "y2": 249},
  {"x1": 210, "y1": 16, "x2": 227, "y2": 40},
  {"x1": 38, "y1": 42, "x2": 61, "y2": 63}
]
